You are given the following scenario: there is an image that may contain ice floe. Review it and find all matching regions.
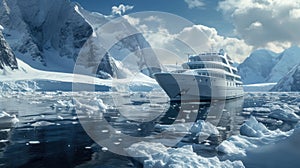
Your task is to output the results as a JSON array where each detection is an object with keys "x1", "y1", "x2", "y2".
[
  {"x1": 216, "y1": 116, "x2": 292, "y2": 158},
  {"x1": 269, "y1": 108, "x2": 300, "y2": 122},
  {"x1": 154, "y1": 120, "x2": 220, "y2": 140},
  {"x1": 127, "y1": 142, "x2": 244, "y2": 168},
  {"x1": 0, "y1": 111, "x2": 19, "y2": 128}
]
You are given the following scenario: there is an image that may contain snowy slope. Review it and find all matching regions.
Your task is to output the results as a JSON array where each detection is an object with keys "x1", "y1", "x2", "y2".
[
  {"x1": 238, "y1": 46, "x2": 300, "y2": 84},
  {"x1": 0, "y1": 58, "x2": 158, "y2": 92},
  {"x1": 0, "y1": 26, "x2": 18, "y2": 70},
  {"x1": 0, "y1": 0, "x2": 161, "y2": 78},
  {"x1": 271, "y1": 64, "x2": 300, "y2": 91},
  {"x1": 267, "y1": 46, "x2": 300, "y2": 82}
]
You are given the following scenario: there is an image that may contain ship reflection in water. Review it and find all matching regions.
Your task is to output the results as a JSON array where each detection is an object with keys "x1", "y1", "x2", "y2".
[
  {"x1": 0, "y1": 92, "x2": 244, "y2": 167},
  {"x1": 158, "y1": 97, "x2": 244, "y2": 145}
]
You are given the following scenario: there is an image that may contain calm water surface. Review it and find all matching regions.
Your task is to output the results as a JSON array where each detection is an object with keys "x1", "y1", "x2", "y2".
[{"x1": 0, "y1": 92, "x2": 297, "y2": 167}]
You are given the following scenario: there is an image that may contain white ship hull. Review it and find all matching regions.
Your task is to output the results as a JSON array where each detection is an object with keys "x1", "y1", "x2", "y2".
[{"x1": 154, "y1": 73, "x2": 244, "y2": 102}]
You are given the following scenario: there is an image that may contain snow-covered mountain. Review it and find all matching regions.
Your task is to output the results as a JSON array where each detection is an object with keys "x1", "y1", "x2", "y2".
[
  {"x1": 267, "y1": 46, "x2": 300, "y2": 82},
  {"x1": 0, "y1": 0, "x2": 161, "y2": 78},
  {"x1": 0, "y1": 26, "x2": 18, "y2": 71},
  {"x1": 238, "y1": 46, "x2": 300, "y2": 84},
  {"x1": 271, "y1": 64, "x2": 300, "y2": 91},
  {"x1": 238, "y1": 49, "x2": 277, "y2": 84}
]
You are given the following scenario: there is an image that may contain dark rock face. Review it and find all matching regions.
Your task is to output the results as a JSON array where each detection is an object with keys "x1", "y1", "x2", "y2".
[
  {"x1": 0, "y1": 30, "x2": 18, "y2": 70},
  {"x1": 0, "y1": 0, "x2": 93, "y2": 65}
]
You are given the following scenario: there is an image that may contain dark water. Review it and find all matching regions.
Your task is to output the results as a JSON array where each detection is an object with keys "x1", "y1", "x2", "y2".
[{"x1": 0, "y1": 92, "x2": 297, "y2": 167}]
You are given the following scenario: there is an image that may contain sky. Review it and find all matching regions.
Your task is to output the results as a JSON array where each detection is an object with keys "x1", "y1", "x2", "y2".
[
  {"x1": 72, "y1": 0, "x2": 233, "y2": 35},
  {"x1": 71, "y1": 0, "x2": 300, "y2": 63}
]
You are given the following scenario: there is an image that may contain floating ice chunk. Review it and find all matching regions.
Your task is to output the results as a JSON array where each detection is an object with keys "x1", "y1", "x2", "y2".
[
  {"x1": 11, "y1": 114, "x2": 19, "y2": 124},
  {"x1": 243, "y1": 108, "x2": 255, "y2": 112},
  {"x1": 101, "y1": 147, "x2": 108, "y2": 151},
  {"x1": 127, "y1": 142, "x2": 244, "y2": 168},
  {"x1": 287, "y1": 104, "x2": 300, "y2": 111},
  {"x1": 0, "y1": 140, "x2": 9, "y2": 143},
  {"x1": 94, "y1": 97, "x2": 108, "y2": 111},
  {"x1": 237, "y1": 122, "x2": 300, "y2": 167},
  {"x1": 216, "y1": 137, "x2": 250, "y2": 157},
  {"x1": 240, "y1": 116, "x2": 270, "y2": 137},
  {"x1": 243, "y1": 107, "x2": 271, "y2": 113},
  {"x1": 0, "y1": 111, "x2": 19, "y2": 127},
  {"x1": 73, "y1": 97, "x2": 108, "y2": 117},
  {"x1": 29, "y1": 141, "x2": 40, "y2": 145},
  {"x1": 155, "y1": 123, "x2": 191, "y2": 133},
  {"x1": 0, "y1": 111, "x2": 11, "y2": 118},
  {"x1": 217, "y1": 116, "x2": 292, "y2": 158},
  {"x1": 269, "y1": 108, "x2": 300, "y2": 122},
  {"x1": 29, "y1": 101, "x2": 42, "y2": 104},
  {"x1": 190, "y1": 120, "x2": 219, "y2": 137},
  {"x1": 57, "y1": 115, "x2": 64, "y2": 120},
  {"x1": 155, "y1": 120, "x2": 219, "y2": 137},
  {"x1": 54, "y1": 99, "x2": 75, "y2": 108},
  {"x1": 31, "y1": 121, "x2": 55, "y2": 127}
]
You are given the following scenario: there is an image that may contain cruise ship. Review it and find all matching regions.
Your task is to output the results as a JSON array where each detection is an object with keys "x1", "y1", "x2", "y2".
[{"x1": 154, "y1": 49, "x2": 244, "y2": 102}]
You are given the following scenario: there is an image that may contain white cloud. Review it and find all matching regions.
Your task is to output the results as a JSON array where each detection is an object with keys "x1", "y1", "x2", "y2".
[
  {"x1": 123, "y1": 15, "x2": 140, "y2": 26},
  {"x1": 264, "y1": 41, "x2": 292, "y2": 53},
  {"x1": 139, "y1": 23, "x2": 252, "y2": 63},
  {"x1": 144, "y1": 16, "x2": 163, "y2": 22},
  {"x1": 248, "y1": 21, "x2": 263, "y2": 30},
  {"x1": 143, "y1": 27, "x2": 177, "y2": 50},
  {"x1": 122, "y1": 15, "x2": 253, "y2": 63},
  {"x1": 176, "y1": 25, "x2": 253, "y2": 62},
  {"x1": 184, "y1": 0, "x2": 205, "y2": 9},
  {"x1": 111, "y1": 4, "x2": 134, "y2": 16},
  {"x1": 290, "y1": 9, "x2": 300, "y2": 19},
  {"x1": 218, "y1": 0, "x2": 300, "y2": 52}
]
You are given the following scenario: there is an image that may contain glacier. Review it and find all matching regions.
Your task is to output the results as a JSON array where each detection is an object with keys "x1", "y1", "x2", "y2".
[{"x1": 0, "y1": 58, "x2": 159, "y2": 92}]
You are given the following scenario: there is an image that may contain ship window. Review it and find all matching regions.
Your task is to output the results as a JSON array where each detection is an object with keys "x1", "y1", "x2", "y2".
[
  {"x1": 226, "y1": 75, "x2": 234, "y2": 81},
  {"x1": 188, "y1": 64, "x2": 205, "y2": 69},
  {"x1": 232, "y1": 69, "x2": 238, "y2": 74},
  {"x1": 221, "y1": 58, "x2": 227, "y2": 64}
]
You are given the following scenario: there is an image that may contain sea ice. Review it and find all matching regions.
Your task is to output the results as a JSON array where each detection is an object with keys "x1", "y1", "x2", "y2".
[
  {"x1": 0, "y1": 111, "x2": 19, "y2": 127},
  {"x1": 216, "y1": 116, "x2": 292, "y2": 159},
  {"x1": 31, "y1": 121, "x2": 55, "y2": 127},
  {"x1": 269, "y1": 108, "x2": 300, "y2": 122},
  {"x1": 127, "y1": 142, "x2": 244, "y2": 168},
  {"x1": 154, "y1": 120, "x2": 219, "y2": 137}
]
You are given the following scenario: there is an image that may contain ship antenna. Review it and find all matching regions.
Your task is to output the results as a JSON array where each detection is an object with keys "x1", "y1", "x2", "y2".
[
  {"x1": 211, "y1": 45, "x2": 214, "y2": 53},
  {"x1": 185, "y1": 53, "x2": 192, "y2": 62}
]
